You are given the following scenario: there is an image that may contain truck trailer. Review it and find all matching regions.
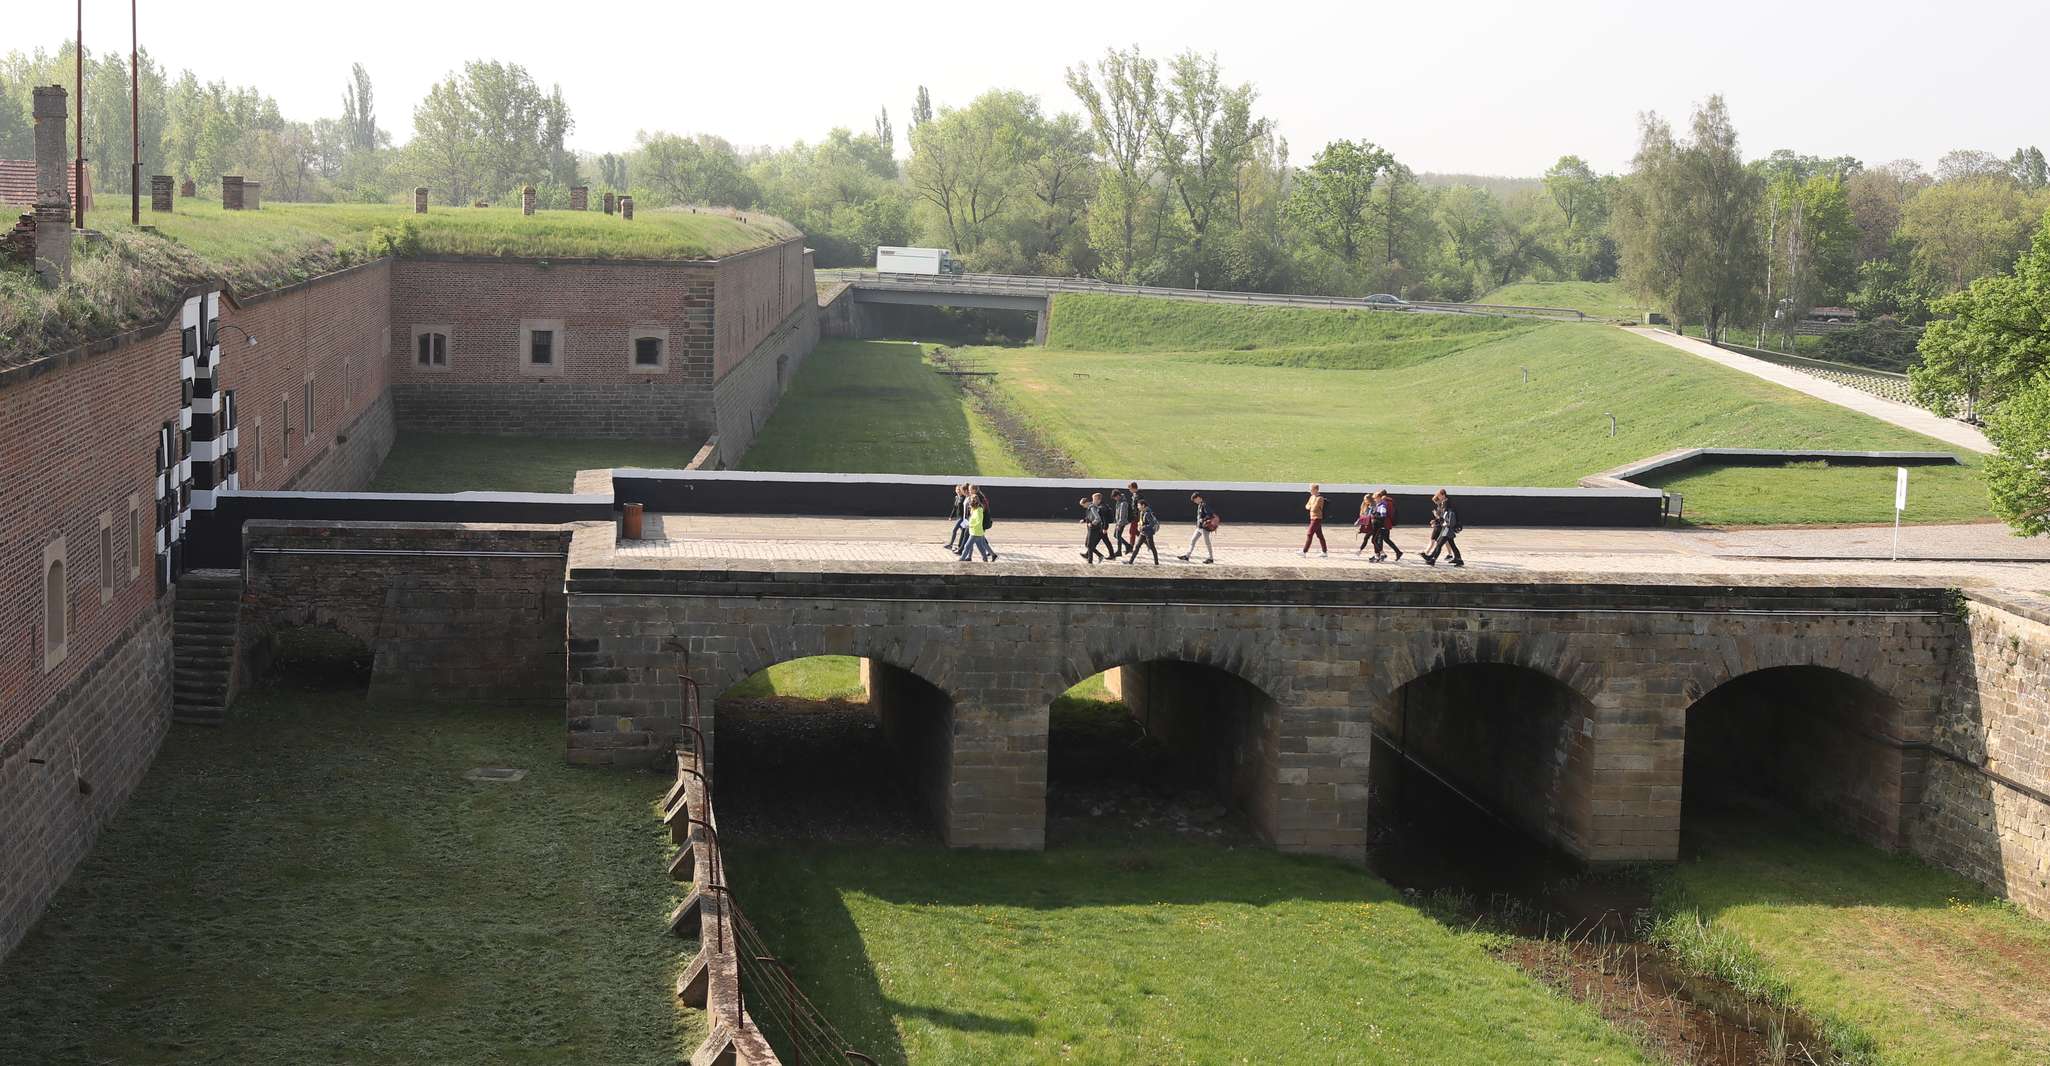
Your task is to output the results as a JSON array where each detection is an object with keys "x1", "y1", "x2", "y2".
[{"x1": 876, "y1": 246, "x2": 964, "y2": 276}]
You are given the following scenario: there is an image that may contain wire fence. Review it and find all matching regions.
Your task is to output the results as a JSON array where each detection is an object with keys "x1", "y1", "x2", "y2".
[{"x1": 663, "y1": 646, "x2": 874, "y2": 1066}]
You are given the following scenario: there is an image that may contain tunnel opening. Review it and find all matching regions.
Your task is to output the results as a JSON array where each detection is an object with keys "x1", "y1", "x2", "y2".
[
  {"x1": 710, "y1": 656, "x2": 950, "y2": 843},
  {"x1": 1367, "y1": 664, "x2": 1599, "y2": 908},
  {"x1": 251, "y1": 623, "x2": 373, "y2": 692},
  {"x1": 1045, "y1": 661, "x2": 1280, "y2": 846},
  {"x1": 1682, "y1": 666, "x2": 1908, "y2": 851}
]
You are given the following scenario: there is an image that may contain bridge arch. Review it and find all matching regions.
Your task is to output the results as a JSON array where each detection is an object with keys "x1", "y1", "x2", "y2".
[
  {"x1": 1371, "y1": 660, "x2": 1598, "y2": 858},
  {"x1": 1682, "y1": 664, "x2": 1914, "y2": 849},
  {"x1": 1372, "y1": 630, "x2": 1605, "y2": 709}
]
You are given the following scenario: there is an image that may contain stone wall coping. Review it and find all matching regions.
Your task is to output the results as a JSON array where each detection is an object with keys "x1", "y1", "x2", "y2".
[
  {"x1": 1587, "y1": 447, "x2": 1961, "y2": 487},
  {"x1": 616, "y1": 467, "x2": 1664, "y2": 501},
  {"x1": 244, "y1": 518, "x2": 581, "y2": 537},
  {"x1": 1964, "y1": 588, "x2": 2050, "y2": 628}
]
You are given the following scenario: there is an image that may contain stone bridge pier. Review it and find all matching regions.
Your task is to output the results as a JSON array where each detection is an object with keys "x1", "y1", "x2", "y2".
[{"x1": 564, "y1": 541, "x2": 1959, "y2": 864}]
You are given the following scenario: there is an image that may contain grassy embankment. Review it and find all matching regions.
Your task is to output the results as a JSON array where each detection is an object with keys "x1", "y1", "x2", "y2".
[
  {"x1": 1480, "y1": 280, "x2": 1650, "y2": 322},
  {"x1": 3, "y1": 198, "x2": 795, "y2": 360},
  {"x1": 740, "y1": 339, "x2": 1027, "y2": 476},
  {"x1": 0, "y1": 690, "x2": 697, "y2": 1066},
  {"x1": 1658, "y1": 816, "x2": 2050, "y2": 1065},
  {"x1": 947, "y1": 294, "x2": 1988, "y2": 525}
]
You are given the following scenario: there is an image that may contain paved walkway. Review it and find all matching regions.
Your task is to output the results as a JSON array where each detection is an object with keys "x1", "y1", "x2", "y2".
[
  {"x1": 623, "y1": 515, "x2": 2050, "y2": 593},
  {"x1": 1625, "y1": 327, "x2": 1992, "y2": 454}
]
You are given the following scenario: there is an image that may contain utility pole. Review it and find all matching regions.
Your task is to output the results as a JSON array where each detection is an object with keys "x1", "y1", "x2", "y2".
[
  {"x1": 75, "y1": 0, "x2": 86, "y2": 229},
  {"x1": 131, "y1": 0, "x2": 140, "y2": 226}
]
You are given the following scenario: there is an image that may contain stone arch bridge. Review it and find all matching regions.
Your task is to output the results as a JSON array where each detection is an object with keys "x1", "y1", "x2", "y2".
[{"x1": 564, "y1": 547, "x2": 1957, "y2": 864}]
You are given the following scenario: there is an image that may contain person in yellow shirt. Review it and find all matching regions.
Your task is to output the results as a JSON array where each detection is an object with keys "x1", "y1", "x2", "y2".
[
  {"x1": 957, "y1": 491, "x2": 996, "y2": 562},
  {"x1": 1300, "y1": 484, "x2": 1328, "y2": 556}
]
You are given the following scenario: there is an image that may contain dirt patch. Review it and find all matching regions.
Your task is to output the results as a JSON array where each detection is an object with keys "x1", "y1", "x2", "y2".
[
  {"x1": 930, "y1": 346, "x2": 1084, "y2": 477},
  {"x1": 1502, "y1": 936, "x2": 1835, "y2": 1065}
]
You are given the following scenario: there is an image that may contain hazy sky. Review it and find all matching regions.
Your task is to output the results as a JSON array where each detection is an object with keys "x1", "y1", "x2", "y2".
[{"x1": 17, "y1": 0, "x2": 2048, "y2": 175}]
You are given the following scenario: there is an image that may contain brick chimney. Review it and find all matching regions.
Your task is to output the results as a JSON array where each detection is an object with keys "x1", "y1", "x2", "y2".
[
  {"x1": 603, "y1": 191, "x2": 616, "y2": 215},
  {"x1": 522, "y1": 185, "x2": 536, "y2": 216},
  {"x1": 151, "y1": 175, "x2": 173, "y2": 212},
  {"x1": 30, "y1": 85, "x2": 70, "y2": 288},
  {"x1": 243, "y1": 181, "x2": 262, "y2": 210},
  {"x1": 180, "y1": 177, "x2": 195, "y2": 198},
  {"x1": 222, "y1": 176, "x2": 244, "y2": 211},
  {"x1": 620, "y1": 195, "x2": 633, "y2": 221},
  {"x1": 414, "y1": 187, "x2": 429, "y2": 214},
  {"x1": 570, "y1": 185, "x2": 589, "y2": 211}
]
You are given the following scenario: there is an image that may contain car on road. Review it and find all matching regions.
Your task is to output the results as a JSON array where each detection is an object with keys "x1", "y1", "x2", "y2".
[{"x1": 1364, "y1": 293, "x2": 1409, "y2": 306}]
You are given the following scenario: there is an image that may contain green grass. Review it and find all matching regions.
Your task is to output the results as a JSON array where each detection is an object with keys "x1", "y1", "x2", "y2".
[
  {"x1": 90, "y1": 199, "x2": 797, "y2": 284},
  {"x1": 724, "y1": 655, "x2": 866, "y2": 700},
  {"x1": 1641, "y1": 461, "x2": 1994, "y2": 526},
  {"x1": 369, "y1": 432, "x2": 705, "y2": 493},
  {"x1": 730, "y1": 839, "x2": 1649, "y2": 1065},
  {"x1": 1663, "y1": 815, "x2": 2050, "y2": 1065},
  {"x1": 739, "y1": 339, "x2": 1028, "y2": 476},
  {"x1": 1048, "y1": 292, "x2": 1535, "y2": 361},
  {"x1": 1479, "y1": 281, "x2": 1650, "y2": 322},
  {"x1": 0, "y1": 690, "x2": 697, "y2": 1065}
]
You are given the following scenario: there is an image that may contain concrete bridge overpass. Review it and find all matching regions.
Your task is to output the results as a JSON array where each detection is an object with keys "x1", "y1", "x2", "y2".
[{"x1": 819, "y1": 269, "x2": 1593, "y2": 344}]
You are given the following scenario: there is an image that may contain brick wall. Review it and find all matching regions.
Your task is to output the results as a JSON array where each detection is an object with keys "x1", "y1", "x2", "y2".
[
  {"x1": 709, "y1": 303, "x2": 819, "y2": 466},
  {"x1": 1912, "y1": 592, "x2": 2050, "y2": 918},
  {"x1": 387, "y1": 257, "x2": 717, "y2": 440},
  {"x1": 240, "y1": 521, "x2": 573, "y2": 705},
  {"x1": 712, "y1": 241, "x2": 811, "y2": 380},
  {"x1": 0, "y1": 602, "x2": 172, "y2": 959}
]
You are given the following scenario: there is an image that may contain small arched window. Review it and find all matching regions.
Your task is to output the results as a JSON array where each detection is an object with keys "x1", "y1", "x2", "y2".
[{"x1": 44, "y1": 550, "x2": 69, "y2": 670}]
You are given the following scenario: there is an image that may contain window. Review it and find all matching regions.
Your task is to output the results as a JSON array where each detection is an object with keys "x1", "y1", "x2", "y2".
[
  {"x1": 128, "y1": 496, "x2": 143, "y2": 581},
  {"x1": 520, "y1": 319, "x2": 566, "y2": 376},
  {"x1": 415, "y1": 330, "x2": 449, "y2": 368},
  {"x1": 628, "y1": 327, "x2": 669, "y2": 372},
  {"x1": 249, "y1": 418, "x2": 263, "y2": 481},
  {"x1": 98, "y1": 513, "x2": 114, "y2": 604},
  {"x1": 341, "y1": 357, "x2": 353, "y2": 413},
  {"x1": 43, "y1": 539, "x2": 68, "y2": 671},
  {"x1": 303, "y1": 377, "x2": 316, "y2": 440},
  {"x1": 280, "y1": 396, "x2": 291, "y2": 461}
]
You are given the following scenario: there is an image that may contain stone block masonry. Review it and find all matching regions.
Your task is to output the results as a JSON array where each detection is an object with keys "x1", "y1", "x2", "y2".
[
  {"x1": 0, "y1": 603, "x2": 172, "y2": 960},
  {"x1": 239, "y1": 521, "x2": 573, "y2": 705},
  {"x1": 710, "y1": 303, "x2": 818, "y2": 465},
  {"x1": 222, "y1": 175, "x2": 243, "y2": 210},
  {"x1": 150, "y1": 175, "x2": 172, "y2": 212},
  {"x1": 1911, "y1": 591, "x2": 2050, "y2": 918},
  {"x1": 392, "y1": 379, "x2": 710, "y2": 441}
]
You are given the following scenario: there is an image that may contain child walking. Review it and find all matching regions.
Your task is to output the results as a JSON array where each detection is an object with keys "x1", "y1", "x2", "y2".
[{"x1": 1124, "y1": 499, "x2": 1161, "y2": 564}]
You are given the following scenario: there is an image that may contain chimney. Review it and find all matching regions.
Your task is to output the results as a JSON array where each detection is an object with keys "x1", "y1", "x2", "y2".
[
  {"x1": 180, "y1": 177, "x2": 195, "y2": 198},
  {"x1": 243, "y1": 181, "x2": 263, "y2": 210},
  {"x1": 620, "y1": 196, "x2": 634, "y2": 221},
  {"x1": 151, "y1": 175, "x2": 174, "y2": 212},
  {"x1": 603, "y1": 191, "x2": 616, "y2": 215},
  {"x1": 414, "y1": 187, "x2": 429, "y2": 214},
  {"x1": 522, "y1": 185, "x2": 536, "y2": 216},
  {"x1": 31, "y1": 85, "x2": 70, "y2": 288},
  {"x1": 570, "y1": 185, "x2": 589, "y2": 211},
  {"x1": 222, "y1": 176, "x2": 245, "y2": 211}
]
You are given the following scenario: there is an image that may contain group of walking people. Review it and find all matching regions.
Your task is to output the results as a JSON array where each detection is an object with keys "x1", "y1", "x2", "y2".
[
  {"x1": 1302, "y1": 484, "x2": 1463, "y2": 567},
  {"x1": 946, "y1": 481, "x2": 1463, "y2": 567}
]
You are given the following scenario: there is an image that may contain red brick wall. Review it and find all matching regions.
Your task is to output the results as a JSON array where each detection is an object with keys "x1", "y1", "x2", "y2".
[
  {"x1": 224, "y1": 260, "x2": 395, "y2": 491},
  {"x1": 713, "y1": 241, "x2": 809, "y2": 381}
]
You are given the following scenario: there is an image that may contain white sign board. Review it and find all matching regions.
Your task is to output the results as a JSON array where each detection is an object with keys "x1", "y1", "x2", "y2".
[{"x1": 1895, "y1": 467, "x2": 1909, "y2": 511}]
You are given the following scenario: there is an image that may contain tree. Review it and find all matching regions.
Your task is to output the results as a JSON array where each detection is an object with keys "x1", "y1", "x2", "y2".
[
  {"x1": 1613, "y1": 97, "x2": 1764, "y2": 338},
  {"x1": 1284, "y1": 139, "x2": 1392, "y2": 264},
  {"x1": 408, "y1": 74, "x2": 478, "y2": 204},
  {"x1": 1897, "y1": 176, "x2": 2039, "y2": 292},
  {"x1": 1435, "y1": 185, "x2": 1504, "y2": 292},
  {"x1": 340, "y1": 63, "x2": 378, "y2": 153},
  {"x1": 1066, "y1": 46, "x2": 1159, "y2": 281},
  {"x1": 911, "y1": 86, "x2": 932, "y2": 131},
  {"x1": 1758, "y1": 172, "x2": 1857, "y2": 346},
  {"x1": 1912, "y1": 213, "x2": 2050, "y2": 421},
  {"x1": 1845, "y1": 160, "x2": 1928, "y2": 263},
  {"x1": 906, "y1": 90, "x2": 1034, "y2": 254},
  {"x1": 1982, "y1": 379, "x2": 2050, "y2": 534},
  {"x1": 1153, "y1": 51, "x2": 1269, "y2": 278},
  {"x1": 1542, "y1": 155, "x2": 1614, "y2": 280},
  {"x1": 873, "y1": 107, "x2": 892, "y2": 159},
  {"x1": 1021, "y1": 112, "x2": 1095, "y2": 271},
  {"x1": 632, "y1": 131, "x2": 757, "y2": 207},
  {"x1": 2011, "y1": 147, "x2": 2048, "y2": 191},
  {"x1": 1936, "y1": 149, "x2": 2010, "y2": 183},
  {"x1": 596, "y1": 152, "x2": 627, "y2": 191}
]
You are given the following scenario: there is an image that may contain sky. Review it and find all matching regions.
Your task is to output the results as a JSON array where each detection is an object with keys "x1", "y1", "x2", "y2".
[{"x1": 14, "y1": 0, "x2": 2049, "y2": 176}]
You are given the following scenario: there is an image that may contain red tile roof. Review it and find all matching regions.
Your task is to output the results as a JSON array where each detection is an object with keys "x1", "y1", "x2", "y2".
[{"x1": 0, "y1": 161, "x2": 92, "y2": 211}]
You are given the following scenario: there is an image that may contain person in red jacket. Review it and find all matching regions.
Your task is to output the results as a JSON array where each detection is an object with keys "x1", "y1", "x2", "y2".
[{"x1": 1371, "y1": 490, "x2": 1405, "y2": 562}]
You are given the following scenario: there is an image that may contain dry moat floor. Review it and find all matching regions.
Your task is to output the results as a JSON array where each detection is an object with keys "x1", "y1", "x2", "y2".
[{"x1": 1, "y1": 664, "x2": 2045, "y2": 1065}]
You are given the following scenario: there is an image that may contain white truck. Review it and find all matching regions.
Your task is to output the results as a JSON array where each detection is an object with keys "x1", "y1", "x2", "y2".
[{"x1": 875, "y1": 246, "x2": 964, "y2": 276}]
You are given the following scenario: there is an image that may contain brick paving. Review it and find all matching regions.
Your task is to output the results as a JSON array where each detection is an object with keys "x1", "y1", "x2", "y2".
[{"x1": 619, "y1": 515, "x2": 2050, "y2": 591}]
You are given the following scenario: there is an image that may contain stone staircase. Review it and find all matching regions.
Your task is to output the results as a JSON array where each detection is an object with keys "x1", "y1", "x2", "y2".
[{"x1": 173, "y1": 569, "x2": 244, "y2": 725}]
